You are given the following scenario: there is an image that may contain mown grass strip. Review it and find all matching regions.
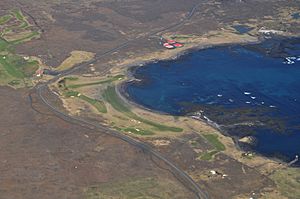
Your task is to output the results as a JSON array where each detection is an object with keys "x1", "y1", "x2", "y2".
[
  {"x1": 12, "y1": 10, "x2": 25, "y2": 21},
  {"x1": 67, "y1": 75, "x2": 124, "y2": 89},
  {"x1": 103, "y1": 86, "x2": 132, "y2": 114},
  {"x1": 78, "y1": 95, "x2": 107, "y2": 113},
  {"x1": 203, "y1": 134, "x2": 225, "y2": 151},
  {"x1": 18, "y1": 21, "x2": 29, "y2": 29},
  {"x1": 0, "y1": 54, "x2": 38, "y2": 78},
  {"x1": 11, "y1": 31, "x2": 39, "y2": 45},
  {"x1": 0, "y1": 15, "x2": 12, "y2": 25},
  {"x1": 103, "y1": 86, "x2": 183, "y2": 132},
  {"x1": 64, "y1": 90, "x2": 79, "y2": 97}
]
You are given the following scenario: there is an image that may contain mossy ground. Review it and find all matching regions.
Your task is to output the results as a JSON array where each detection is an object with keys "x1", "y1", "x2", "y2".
[
  {"x1": 54, "y1": 50, "x2": 95, "y2": 71},
  {"x1": 271, "y1": 167, "x2": 300, "y2": 199},
  {"x1": 84, "y1": 177, "x2": 191, "y2": 199}
]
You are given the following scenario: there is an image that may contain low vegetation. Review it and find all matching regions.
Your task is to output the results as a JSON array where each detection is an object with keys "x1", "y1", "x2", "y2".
[
  {"x1": 84, "y1": 177, "x2": 191, "y2": 199},
  {"x1": 55, "y1": 50, "x2": 95, "y2": 71},
  {"x1": 271, "y1": 168, "x2": 300, "y2": 199}
]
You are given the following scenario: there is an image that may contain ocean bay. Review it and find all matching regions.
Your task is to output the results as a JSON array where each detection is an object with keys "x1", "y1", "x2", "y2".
[{"x1": 124, "y1": 38, "x2": 300, "y2": 163}]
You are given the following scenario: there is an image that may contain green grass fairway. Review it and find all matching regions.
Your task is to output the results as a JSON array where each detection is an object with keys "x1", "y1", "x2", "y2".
[
  {"x1": 103, "y1": 86, "x2": 132, "y2": 113},
  {"x1": 0, "y1": 54, "x2": 38, "y2": 87},
  {"x1": 0, "y1": 55, "x2": 38, "y2": 78},
  {"x1": 203, "y1": 134, "x2": 225, "y2": 151},
  {"x1": 103, "y1": 86, "x2": 183, "y2": 132},
  {"x1": 0, "y1": 15, "x2": 12, "y2": 25},
  {"x1": 12, "y1": 10, "x2": 25, "y2": 21},
  {"x1": 64, "y1": 90, "x2": 80, "y2": 97},
  {"x1": 79, "y1": 95, "x2": 107, "y2": 113}
]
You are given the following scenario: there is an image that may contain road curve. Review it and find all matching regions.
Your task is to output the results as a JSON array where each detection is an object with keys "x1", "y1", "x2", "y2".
[{"x1": 32, "y1": 3, "x2": 210, "y2": 199}]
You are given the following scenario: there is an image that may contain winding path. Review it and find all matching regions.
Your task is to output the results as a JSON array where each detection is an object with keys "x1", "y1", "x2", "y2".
[{"x1": 31, "y1": 3, "x2": 210, "y2": 199}]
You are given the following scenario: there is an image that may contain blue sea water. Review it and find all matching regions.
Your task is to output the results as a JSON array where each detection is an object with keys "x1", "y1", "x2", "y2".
[
  {"x1": 292, "y1": 12, "x2": 300, "y2": 19},
  {"x1": 124, "y1": 38, "x2": 300, "y2": 163}
]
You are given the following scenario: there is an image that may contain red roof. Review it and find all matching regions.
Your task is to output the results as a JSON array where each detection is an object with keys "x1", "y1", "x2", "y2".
[
  {"x1": 167, "y1": 40, "x2": 176, "y2": 44},
  {"x1": 163, "y1": 43, "x2": 175, "y2": 49},
  {"x1": 173, "y1": 43, "x2": 184, "y2": 47}
]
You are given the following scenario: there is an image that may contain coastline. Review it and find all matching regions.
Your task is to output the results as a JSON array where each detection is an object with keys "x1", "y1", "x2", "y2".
[
  {"x1": 113, "y1": 34, "x2": 300, "y2": 167},
  {"x1": 111, "y1": 35, "x2": 294, "y2": 168},
  {"x1": 50, "y1": 32, "x2": 300, "y2": 199},
  {"x1": 53, "y1": 33, "x2": 300, "y2": 180}
]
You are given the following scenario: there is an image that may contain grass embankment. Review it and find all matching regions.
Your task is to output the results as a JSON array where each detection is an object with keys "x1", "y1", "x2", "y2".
[
  {"x1": 85, "y1": 177, "x2": 190, "y2": 199},
  {"x1": 270, "y1": 168, "x2": 300, "y2": 199},
  {"x1": 199, "y1": 134, "x2": 226, "y2": 161},
  {"x1": 0, "y1": 10, "x2": 41, "y2": 88},
  {"x1": 55, "y1": 51, "x2": 95, "y2": 71},
  {"x1": 102, "y1": 86, "x2": 183, "y2": 133}
]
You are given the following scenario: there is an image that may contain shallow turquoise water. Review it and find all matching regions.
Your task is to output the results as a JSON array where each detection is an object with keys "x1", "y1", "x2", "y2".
[{"x1": 125, "y1": 38, "x2": 300, "y2": 163}]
